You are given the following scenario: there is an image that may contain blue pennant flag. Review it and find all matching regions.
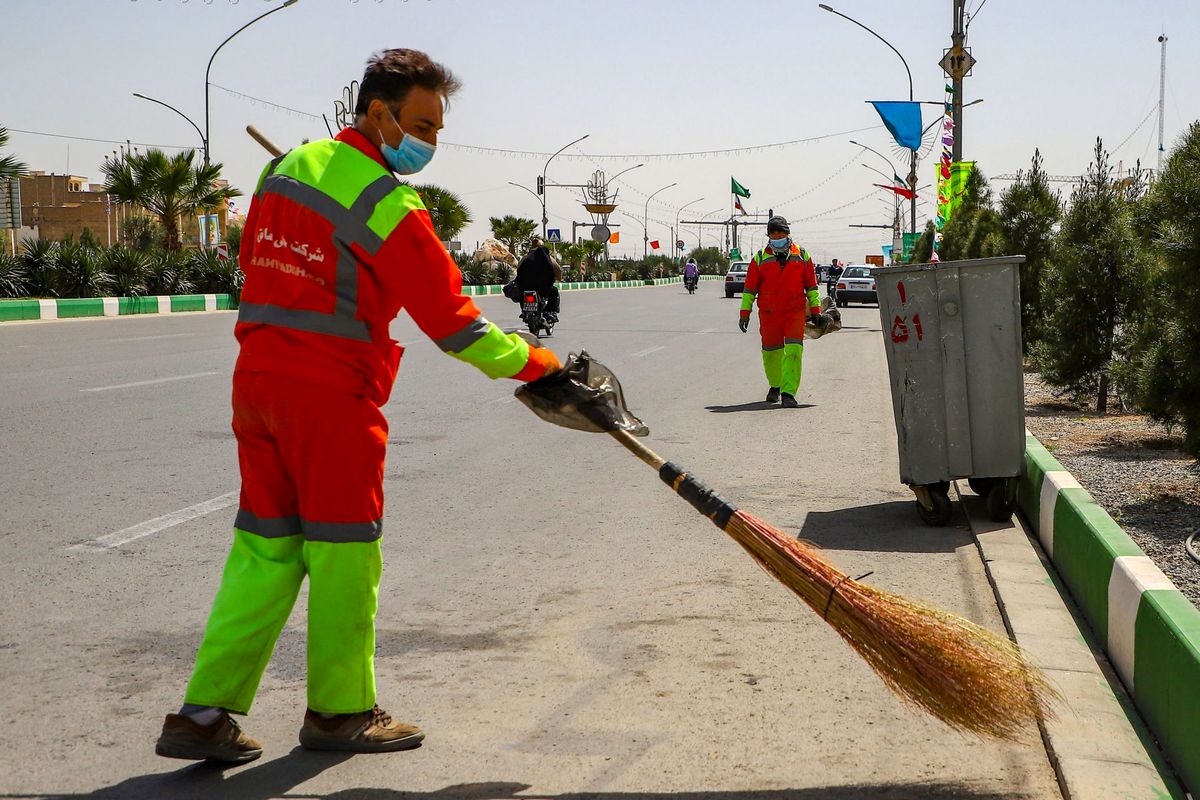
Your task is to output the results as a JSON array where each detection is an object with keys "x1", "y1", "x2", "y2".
[{"x1": 868, "y1": 101, "x2": 923, "y2": 151}]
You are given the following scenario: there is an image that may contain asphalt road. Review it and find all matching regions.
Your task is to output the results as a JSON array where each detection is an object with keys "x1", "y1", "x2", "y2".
[{"x1": 0, "y1": 284, "x2": 1060, "y2": 799}]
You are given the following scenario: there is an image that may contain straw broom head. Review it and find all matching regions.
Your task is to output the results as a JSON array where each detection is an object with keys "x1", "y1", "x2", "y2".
[
  {"x1": 515, "y1": 352, "x2": 1058, "y2": 741},
  {"x1": 726, "y1": 509, "x2": 1059, "y2": 741}
]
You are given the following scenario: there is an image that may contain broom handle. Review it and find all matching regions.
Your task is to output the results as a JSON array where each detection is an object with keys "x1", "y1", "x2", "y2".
[
  {"x1": 608, "y1": 430, "x2": 735, "y2": 528},
  {"x1": 246, "y1": 125, "x2": 284, "y2": 157},
  {"x1": 608, "y1": 429, "x2": 667, "y2": 470}
]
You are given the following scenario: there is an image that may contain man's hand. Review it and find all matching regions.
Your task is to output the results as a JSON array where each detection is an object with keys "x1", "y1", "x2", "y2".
[
  {"x1": 808, "y1": 312, "x2": 823, "y2": 328},
  {"x1": 738, "y1": 316, "x2": 749, "y2": 333}
]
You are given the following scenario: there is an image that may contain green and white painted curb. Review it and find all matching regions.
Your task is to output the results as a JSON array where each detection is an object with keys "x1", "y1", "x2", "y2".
[
  {"x1": 1019, "y1": 431, "x2": 1200, "y2": 794},
  {"x1": 0, "y1": 294, "x2": 235, "y2": 323},
  {"x1": 459, "y1": 275, "x2": 721, "y2": 296}
]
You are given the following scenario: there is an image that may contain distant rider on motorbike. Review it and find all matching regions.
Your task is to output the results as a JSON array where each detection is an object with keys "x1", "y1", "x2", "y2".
[
  {"x1": 514, "y1": 236, "x2": 562, "y2": 322},
  {"x1": 683, "y1": 257, "x2": 699, "y2": 291}
]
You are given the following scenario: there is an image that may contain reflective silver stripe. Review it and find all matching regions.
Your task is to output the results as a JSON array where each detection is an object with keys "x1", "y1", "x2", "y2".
[
  {"x1": 784, "y1": 338, "x2": 805, "y2": 346},
  {"x1": 762, "y1": 344, "x2": 784, "y2": 352},
  {"x1": 434, "y1": 316, "x2": 492, "y2": 353},
  {"x1": 303, "y1": 518, "x2": 383, "y2": 543},
  {"x1": 260, "y1": 174, "x2": 385, "y2": 253},
  {"x1": 235, "y1": 509, "x2": 302, "y2": 538},
  {"x1": 246, "y1": 168, "x2": 404, "y2": 342},
  {"x1": 238, "y1": 302, "x2": 371, "y2": 341},
  {"x1": 254, "y1": 155, "x2": 287, "y2": 200}
]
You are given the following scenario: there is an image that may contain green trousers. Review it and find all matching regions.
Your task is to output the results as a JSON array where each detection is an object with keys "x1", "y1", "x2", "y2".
[
  {"x1": 762, "y1": 342, "x2": 805, "y2": 395},
  {"x1": 184, "y1": 529, "x2": 382, "y2": 715}
]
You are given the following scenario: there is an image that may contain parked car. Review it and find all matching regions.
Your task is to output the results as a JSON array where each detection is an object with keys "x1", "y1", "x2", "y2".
[
  {"x1": 725, "y1": 261, "x2": 750, "y2": 298},
  {"x1": 834, "y1": 265, "x2": 877, "y2": 307}
]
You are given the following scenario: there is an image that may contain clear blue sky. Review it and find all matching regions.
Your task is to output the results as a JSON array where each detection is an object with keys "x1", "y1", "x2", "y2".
[{"x1": 3, "y1": 0, "x2": 1195, "y2": 262}]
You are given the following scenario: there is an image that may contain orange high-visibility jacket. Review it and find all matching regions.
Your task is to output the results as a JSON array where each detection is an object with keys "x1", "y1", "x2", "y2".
[
  {"x1": 740, "y1": 243, "x2": 821, "y2": 317},
  {"x1": 235, "y1": 128, "x2": 554, "y2": 405}
]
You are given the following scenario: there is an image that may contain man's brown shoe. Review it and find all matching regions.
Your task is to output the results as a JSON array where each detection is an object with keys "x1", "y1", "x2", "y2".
[
  {"x1": 156, "y1": 712, "x2": 263, "y2": 763},
  {"x1": 299, "y1": 705, "x2": 424, "y2": 753}
]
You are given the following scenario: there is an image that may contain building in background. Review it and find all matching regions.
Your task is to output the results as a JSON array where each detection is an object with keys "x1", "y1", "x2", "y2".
[{"x1": 16, "y1": 171, "x2": 229, "y2": 247}]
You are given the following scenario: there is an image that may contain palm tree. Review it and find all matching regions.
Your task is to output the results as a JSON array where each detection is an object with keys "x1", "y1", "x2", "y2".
[
  {"x1": 409, "y1": 184, "x2": 472, "y2": 243},
  {"x1": 0, "y1": 127, "x2": 27, "y2": 183},
  {"x1": 489, "y1": 215, "x2": 537, "y2": 260},
  {"x1": 102, "y1": 149, "x2": 240, "y2": 251}
]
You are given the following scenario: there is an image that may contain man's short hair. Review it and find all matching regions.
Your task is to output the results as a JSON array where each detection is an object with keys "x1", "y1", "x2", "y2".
[{"x1": 354, "y1": 49, "x2": 462, "y2": 115}]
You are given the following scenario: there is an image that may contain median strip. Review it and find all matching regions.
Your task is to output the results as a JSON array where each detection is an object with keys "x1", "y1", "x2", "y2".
[
  {"x1": 0, "y1": 294, "x2": 234, "y2": 323},
  {"x1": 1018, "y1": 430, "x2": 1200, "y2": 794}
]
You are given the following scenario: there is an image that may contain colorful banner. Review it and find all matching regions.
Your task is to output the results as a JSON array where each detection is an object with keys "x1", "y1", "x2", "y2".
[
  {"x1": 936, "y1": 161, "x2": 975, "y2": 234},
  {"x1": 901, "y1": 232, "x2": 923, "y2": 261},
  {"x1": 868, "y1": 101, "x2": 923, "y2": 151}
]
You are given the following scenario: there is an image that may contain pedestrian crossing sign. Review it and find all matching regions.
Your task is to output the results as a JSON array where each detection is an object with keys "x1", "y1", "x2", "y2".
[{"x1": 546, "y1": 229, "x2": 562, "y2": 243}]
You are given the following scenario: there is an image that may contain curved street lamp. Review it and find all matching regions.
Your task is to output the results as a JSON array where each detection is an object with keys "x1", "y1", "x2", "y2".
[
  {"x1": 673, "y1": 197, "x2": 704, "y2": 262},
  {"x1": 643, "y1": 182, "x2": 676, "y2": 259},
  {"x1": 820, "y1": 3, "x2": 918, "y2": 230},
  {"x1": 541, "y1": 133, "x2": 589, "y2": 237},
  {"x1": 205, "y1": 0, "x2": 300, "y2": 166},
  {"x1": 133, "y1": 92, "x2": 206, "y2": 153}
]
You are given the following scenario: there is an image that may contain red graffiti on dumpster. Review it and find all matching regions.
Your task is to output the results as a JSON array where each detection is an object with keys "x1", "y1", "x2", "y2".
[{"x1": 891, "y1": 316, "x2": 910, "y2": 344}]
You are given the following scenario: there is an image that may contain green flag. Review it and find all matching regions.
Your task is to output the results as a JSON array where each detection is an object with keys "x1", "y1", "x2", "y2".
[
  {"x1": 731, "y1": 177, "x2": 751, "y2": 198},
  {"x1": 945, "y1": 83, "x2": 954, "y2": 94}
]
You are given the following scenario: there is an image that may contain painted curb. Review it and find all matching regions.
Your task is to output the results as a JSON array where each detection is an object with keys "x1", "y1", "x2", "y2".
[
  {"x1": 0, "y1": 294, "x2": 234, "y2": 323},
  {"x1": 1019, "y1": 431, "x2": 1200, "y2": 794},
  {"x1": 457, "y1": 275, "x2": 721, "y2": 296}
]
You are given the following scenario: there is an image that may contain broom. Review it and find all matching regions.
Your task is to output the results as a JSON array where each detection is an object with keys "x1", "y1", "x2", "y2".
[{"x1": 517, "y1": 352, "x2": 1057, "y2": 742}]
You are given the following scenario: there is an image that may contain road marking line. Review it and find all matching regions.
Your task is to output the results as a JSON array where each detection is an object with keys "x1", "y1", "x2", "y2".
[
  {"x1": 632, "y1": 346, "x2": 665, "y2": 358},
  {"x1": 577, "y1": 312, "x2": 599, "y2": 319},
  {"x1": 80, "y1": 371, "x2": 218, "y2": 393},
  {"x1": 106, "y1": 333, "x2": 197, "y2": 343},
  {"x1": 695, "y1": 327, "x2": 717, "y2": 335},
  {"x1": 69, "y1": 491, "x2": 238, "y2": 551}
]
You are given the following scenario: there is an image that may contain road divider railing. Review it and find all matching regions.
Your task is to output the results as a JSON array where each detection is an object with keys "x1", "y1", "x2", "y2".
[
  {"x1": 0, "y1": 294, "x2": 235, "y2": 322},
  {"x1": 1019, "y1": 431, "x2": 1200, "y2": 794}
]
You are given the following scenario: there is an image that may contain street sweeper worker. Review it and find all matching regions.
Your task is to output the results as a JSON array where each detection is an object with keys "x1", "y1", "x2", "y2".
[
  {"x1": 155, "y1": 48, "x2": 561, "y2": 765},
  {"x1": 737, "y1": 215, "x2": 820, "y2": 408}
]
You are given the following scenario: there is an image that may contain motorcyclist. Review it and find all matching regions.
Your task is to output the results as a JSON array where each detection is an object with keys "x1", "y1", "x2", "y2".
[
  {"x1": 514, "y1": 236, "x2": 562, "y2": 322},
  {"x1": 683, "y1": 257, "x2": 700, "y2": 291}
]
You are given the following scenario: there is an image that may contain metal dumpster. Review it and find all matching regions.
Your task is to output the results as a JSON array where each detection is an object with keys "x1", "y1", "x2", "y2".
[{"x1": 874, "y1": 256, "x2": 1027, "y2": 525}]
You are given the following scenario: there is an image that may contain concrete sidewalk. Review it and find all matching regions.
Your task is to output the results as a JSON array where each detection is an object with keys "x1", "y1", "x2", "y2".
[{"x1": 956, "y1": 483, "x2": 1186, "y2": 800}]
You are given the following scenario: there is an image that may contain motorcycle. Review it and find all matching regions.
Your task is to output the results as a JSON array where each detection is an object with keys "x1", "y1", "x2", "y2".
[
  {"x1": 520, "y1": 290, "x2": 555, "y2": 338},
  {"x1": 685, "y1": 275, "x2": 698, "y2": 294}
]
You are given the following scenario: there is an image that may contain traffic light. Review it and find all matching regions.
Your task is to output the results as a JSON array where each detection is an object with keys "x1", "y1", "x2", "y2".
[{"x1": 536, "y1": 176, "x2": 544, "y2": 195}]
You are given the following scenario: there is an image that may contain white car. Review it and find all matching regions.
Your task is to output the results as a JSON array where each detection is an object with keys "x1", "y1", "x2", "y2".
[
  {"x1": 834, "y1": 265, "x2": 877, "y2": 307},
  {"x1": 724, "y1": 261, "x2": 750, "y2": 298}
]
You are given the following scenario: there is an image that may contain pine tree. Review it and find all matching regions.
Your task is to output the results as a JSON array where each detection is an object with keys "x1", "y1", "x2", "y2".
[
  {"x1": 1114, "y1": 122, "x2": 1200, "y2": 452},
  {"x1": 938, "y1": 167, "x2": 1003, "y2": 262},
  {"x1": 1037, "y1": 138, "x2": 1149, "y2": 412},
  {"x1": 998, "y1": 150, "x2": 1061, "y2": 350}
]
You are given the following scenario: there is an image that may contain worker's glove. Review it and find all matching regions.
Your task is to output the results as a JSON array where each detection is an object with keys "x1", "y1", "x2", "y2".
[
  {"x1": 738, "y1": 316, "x2": 749, "y2": 333},
  {"x1": 807, "y1": 312, "x2": 825, "y2": 329}
]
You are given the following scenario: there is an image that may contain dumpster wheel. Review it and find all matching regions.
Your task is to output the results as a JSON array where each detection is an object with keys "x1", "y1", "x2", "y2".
[
  {"x1": 984, "y1": 478, "x2": 1019, "y2": 522},
  {"x1": 914, "y1": 483, "x2": 953, "y2": 527}
]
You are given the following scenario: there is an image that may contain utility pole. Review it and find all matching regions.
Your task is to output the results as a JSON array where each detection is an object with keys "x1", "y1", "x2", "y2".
[
  {"x1": 1157, "y1": 34, "x2": 1168, "y2": 174},
  {"x1": 951, "y1": 0, "x2": 966, "y2": 163}
]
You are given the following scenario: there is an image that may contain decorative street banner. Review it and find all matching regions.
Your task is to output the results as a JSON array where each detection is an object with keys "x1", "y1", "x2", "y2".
[
  {"x1": 936, "y1": 161, "x2": 975, "y2": 234},
  {"x1": 868, "y1": 101, "x2": 922, "y2": 151},
  {"x1": 901, "y1": 232, "x2": 923, "y2": 261}
]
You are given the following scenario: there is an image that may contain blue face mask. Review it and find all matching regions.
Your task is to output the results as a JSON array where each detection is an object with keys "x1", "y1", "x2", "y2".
[
  {"x1": 769, "y1": 236, "x2": 790, "y2": 251},
  {"x1": 379, "y1": 109, "x2": 436, "y2": 175}
]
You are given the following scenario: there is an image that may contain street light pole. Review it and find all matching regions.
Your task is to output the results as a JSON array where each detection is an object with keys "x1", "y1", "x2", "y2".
[
  {"x1": 673, "y1": 197, "x2": 704, "y2": 262},
  {"x1": 204, "y1": 0, "x2": 299, "y2": 167},
  {"x1": 820, "y1": 3, "x2": 918, "y2": 231},
  {"x1": 541, "y1": 133, "x2": 589, "y2": 238},
  {"x1": 644, "y1": 182, "x2": 676, "y2": 259},
  {"x1": 133, "y1": 93, "x2": 206, "y2": 153}
]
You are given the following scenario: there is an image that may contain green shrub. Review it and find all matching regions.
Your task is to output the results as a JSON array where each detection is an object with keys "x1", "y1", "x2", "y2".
[
  {"x1": 147, "y1": 250, "x2": 193, "y2": 295},
  {"x1": 104, "y1": 246, "x2": 149, "y2": 297},
  {"x1": 0, "y1": 252, "x2": 25, "y2": 298},
  {"x1": 17, "y1": 239, "x2": 58, "y2": 297}
]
